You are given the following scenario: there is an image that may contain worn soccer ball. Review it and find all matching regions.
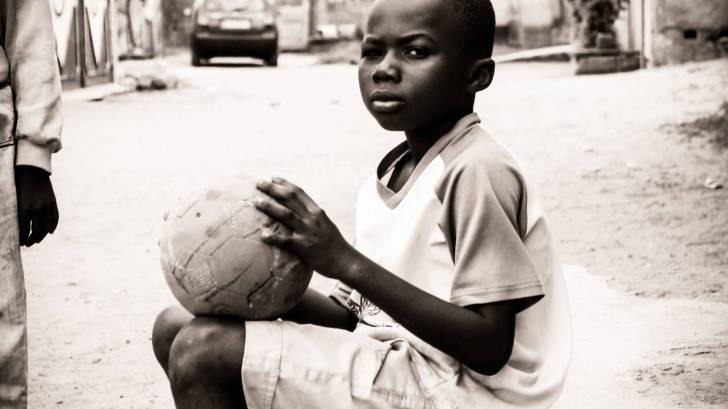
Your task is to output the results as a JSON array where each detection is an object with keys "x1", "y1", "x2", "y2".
[{"x1": 159, "y1": 175, "x2": 312, "y2": 320}]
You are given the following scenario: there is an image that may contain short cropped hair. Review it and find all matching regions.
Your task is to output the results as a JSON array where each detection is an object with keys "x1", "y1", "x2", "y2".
[{"x1": 447, "y1": 0, "x2": 496, "y2": 58}]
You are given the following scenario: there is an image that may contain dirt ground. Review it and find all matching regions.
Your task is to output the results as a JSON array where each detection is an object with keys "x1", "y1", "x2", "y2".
[
  {"x1": 480, "y1": 58, "x2": 728, "y2": 408},
  {"x1": 20, "y1": 55, "x2": 728, "y2": 408}
]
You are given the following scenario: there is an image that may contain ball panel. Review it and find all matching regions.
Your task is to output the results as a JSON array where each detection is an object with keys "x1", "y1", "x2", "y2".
[
  {"x1": 206, "y1": 237, "x2": 273, "y2": 298},
  {"x1": 173, "y1": 186, "x2": 207, "y2": 218},
  {"x1": 174, "y1": 250, "x2": 218, "y2": 296},
  {"x1": 246, "y1": 246, "x2": 313, "y2": 319}
]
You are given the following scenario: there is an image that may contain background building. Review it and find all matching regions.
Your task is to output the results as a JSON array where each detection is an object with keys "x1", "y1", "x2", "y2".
[
  {"x1": 116, "y1": 0, "x2": 164, "y2": 59},
  {"x1": 625, "y1": 0, "x2": 728, "y2": 66},
  {"x1": 504, "y1": 0, "x2": 571, "y2": 48},
  {"x1": 51, "y1": 0, "x2": 115, "y2": 88}
]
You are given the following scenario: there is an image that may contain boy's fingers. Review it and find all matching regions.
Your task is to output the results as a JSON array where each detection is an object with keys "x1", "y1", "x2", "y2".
[
  {"x1": 296, "y1": 192, "x2": 318, "y2": 214},
  {"x1": 17, "y1": 210, "x2": 31, "y2": 246},
  {"x1": 270, "y1": 176, "x2": 292, "y2": 186},
  {"x1": 256, "y1": 180, "x2": 307, "y2": 215},
  {"x1": 254, "y1": 198, "x2": 303, "y2": 231},
  {"x1": 27, "y1": 216, "x2": 49, "y2": 246},
  {"x1": 269, "y1": 177, "x2": 318, "y2": 212},
  {"x1": 48, "y1": 205, "x2": 59, "y2": 234},
  {"x1": 260, "y1": 229, "x2": 299, "y2": 252}
]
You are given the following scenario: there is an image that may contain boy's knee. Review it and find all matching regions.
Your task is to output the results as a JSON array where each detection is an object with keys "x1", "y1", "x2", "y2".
[
  {"x1": 152, "y1": 306, "x2": 192, "y2": 365},
  {"x1": 167, "y1": 317, "x2": 246, "y2": 389}
]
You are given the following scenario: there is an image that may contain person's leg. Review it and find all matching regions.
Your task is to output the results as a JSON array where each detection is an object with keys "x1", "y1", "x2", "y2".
[
  {"x1": 152, "y1": 306, "x2": 193, "y2": 374},
  {"x1": 167, "y1": 316, "x2": 247, "y2": 409},
  {"x1": 0, "y1": 89, "x2": 27, "y2": 409}
]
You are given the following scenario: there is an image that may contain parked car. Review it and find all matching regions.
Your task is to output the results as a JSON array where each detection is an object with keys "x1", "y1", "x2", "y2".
[{"x1": 189, "y1": 0, "x2": 279, "y2": 66}]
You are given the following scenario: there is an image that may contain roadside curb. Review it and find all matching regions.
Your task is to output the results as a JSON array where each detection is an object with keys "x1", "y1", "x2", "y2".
[
  {"x1": 62, "y1": 56, "x2": 182, "y2": 103},
  {"x1": 494, "y1": 44, "x2": 575, "y2": 64},
  {"x1": 62, "y1": 83, "x2": 135, "y2": 103}
]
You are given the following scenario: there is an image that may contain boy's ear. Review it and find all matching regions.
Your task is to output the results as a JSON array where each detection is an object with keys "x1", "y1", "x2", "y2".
[{"x1": 467, "y1": 58, "x2": 495, "y2": 93}]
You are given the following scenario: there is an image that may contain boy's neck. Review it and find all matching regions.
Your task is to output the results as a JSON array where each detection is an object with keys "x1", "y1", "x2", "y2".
[{"x1": 404, "y1": 107, "x2": 473, "y2": 163}]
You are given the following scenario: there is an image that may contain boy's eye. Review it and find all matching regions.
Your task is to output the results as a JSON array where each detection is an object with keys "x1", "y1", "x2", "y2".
[
  {"x1": 361, "y1": 46, "x2": 383, "y2": 58},
  {"x1": 404, "y1": 47, "x2": 430, "y2": 58}
]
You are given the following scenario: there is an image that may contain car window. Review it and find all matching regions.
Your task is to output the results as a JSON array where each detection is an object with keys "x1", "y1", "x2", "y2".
[{"x1": 204, "y1": 0, "x2": 267, "y2": 11}]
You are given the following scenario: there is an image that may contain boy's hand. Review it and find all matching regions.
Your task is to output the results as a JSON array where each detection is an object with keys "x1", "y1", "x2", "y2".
[
  {"x1": 254, "y1": 177, "x2": 353, "y2": 278},
  {"x1": 15, "y1": 165, "x2": 59, "y2": 247}
]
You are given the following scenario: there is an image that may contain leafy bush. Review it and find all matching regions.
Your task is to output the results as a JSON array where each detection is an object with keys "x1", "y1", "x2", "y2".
[{"x1": 568, "y1": 0, "x2": 629, "y2": 48}]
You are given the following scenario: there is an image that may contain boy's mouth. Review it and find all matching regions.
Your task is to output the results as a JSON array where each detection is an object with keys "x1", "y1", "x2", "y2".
[{"x1": 370, "y1": 91, "x2": 405, "y2": 113}]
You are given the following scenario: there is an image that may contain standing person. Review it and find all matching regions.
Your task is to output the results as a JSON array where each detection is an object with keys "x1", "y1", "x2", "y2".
[
  {"x1": 153, "y1": 0, "x2": 571, "y2": 407},
  {"x1": 0, "y1": 0, "x2": 63, "y2": 407}
]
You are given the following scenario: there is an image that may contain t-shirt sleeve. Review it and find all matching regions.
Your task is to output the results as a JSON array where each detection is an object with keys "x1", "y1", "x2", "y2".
[{"x1": 436, "y1": 155, "x2": 544, "y2": 312}]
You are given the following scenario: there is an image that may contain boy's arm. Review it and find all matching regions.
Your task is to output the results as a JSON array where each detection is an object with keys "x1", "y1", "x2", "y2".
[
  {"x1": 3, "y1": 0, "x2": 63, "y2": 172},
  {"x1": 282, "y1": 288, "x2": 358, "y2": 331},
  {"x1": 3, "y1": 0, "x2": 63, "y2": 246},
  {"x1": 341, "y1": 253, "x2": 516, "y2": 375},
  {"x1": 255, "y1": 178, "x2": 521, "y2": 375}
]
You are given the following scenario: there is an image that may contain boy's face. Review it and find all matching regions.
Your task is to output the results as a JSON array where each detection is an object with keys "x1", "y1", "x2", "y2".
[{"x1": 358, "y1": 0, "x2": 474, "y2": 133}]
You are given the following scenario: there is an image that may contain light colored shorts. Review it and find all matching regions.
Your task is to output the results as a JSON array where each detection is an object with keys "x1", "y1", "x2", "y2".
[{"x1": 241, "y1": 321, "x2": 460, "y2": 409}]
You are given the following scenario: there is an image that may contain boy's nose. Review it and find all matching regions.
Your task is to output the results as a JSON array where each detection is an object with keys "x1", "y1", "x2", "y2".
[{"x1": 372, "y1": 55, "x2": 401, "y2": 83}]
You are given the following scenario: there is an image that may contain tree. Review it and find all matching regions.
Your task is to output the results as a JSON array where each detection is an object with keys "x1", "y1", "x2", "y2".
[{"x1": 568, "y1": 0, "x2": 629, "y2": 48}]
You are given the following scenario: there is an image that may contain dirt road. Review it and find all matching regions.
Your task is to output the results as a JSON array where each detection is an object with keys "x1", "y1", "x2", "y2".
[{"x1": 21, "y1": 54, "x2": 728, "y2": 408}]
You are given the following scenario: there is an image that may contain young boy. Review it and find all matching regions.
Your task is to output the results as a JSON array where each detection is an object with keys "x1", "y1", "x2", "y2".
[{"x1": 152, "y1": 0, "x2": 571, "y2": 408}]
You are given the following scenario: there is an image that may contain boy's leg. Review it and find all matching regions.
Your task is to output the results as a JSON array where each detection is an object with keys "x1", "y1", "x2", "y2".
[
  {"x1": 0, "y1": 96, "x2": 27, "y2": 409},
  {"x1": 167, "y1": 316, "x2": 247, "y2": 409},
  {"x1": 152, "y1": 306, "x2": 194, "y2": 374}
]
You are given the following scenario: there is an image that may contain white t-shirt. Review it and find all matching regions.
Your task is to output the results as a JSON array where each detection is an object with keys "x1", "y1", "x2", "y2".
[{"x1": 331, "y1": 113, "x2": 571, "y2": 408}]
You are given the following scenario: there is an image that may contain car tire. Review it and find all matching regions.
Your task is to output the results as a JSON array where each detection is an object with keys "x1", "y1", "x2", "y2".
[
  {"x1": 191, "y1": 47, "x2": 202, "y2": 67},
  {"x1": 265, "y1": 52, "x2": 278, "y2": 67}
]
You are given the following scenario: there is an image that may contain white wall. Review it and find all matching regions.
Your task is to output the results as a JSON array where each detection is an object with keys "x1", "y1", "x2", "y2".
[{"x1": 492, "y1": 0, "x2": 513, "y2": 26}]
